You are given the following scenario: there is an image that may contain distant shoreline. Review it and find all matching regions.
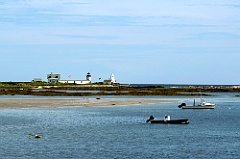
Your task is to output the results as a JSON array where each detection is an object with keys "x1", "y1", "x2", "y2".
[
  {"x1": 130, "y1": 84, "x2": 240, "y2": 88},
  {"x1": 0, "y1": 84, "x2": 239, "y2": 96}
]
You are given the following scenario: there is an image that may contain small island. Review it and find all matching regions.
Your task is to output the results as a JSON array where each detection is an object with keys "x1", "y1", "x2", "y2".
[{"x1": 0, "y1": 82, "x2": 239, "y2": 97}]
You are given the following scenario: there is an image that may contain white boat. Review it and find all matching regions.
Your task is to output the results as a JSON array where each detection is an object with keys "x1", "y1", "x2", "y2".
[{"x1": 178, "y1": 98, "x2": 216, "y2": 109}]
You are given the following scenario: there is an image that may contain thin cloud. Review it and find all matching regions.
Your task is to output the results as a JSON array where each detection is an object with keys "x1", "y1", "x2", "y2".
[
  {"x1": 52, "y1": 34, "x2": 118, "y2": 40},
  {"x1": 63, "y1": 1, "x2": 89, "y2": 5}
]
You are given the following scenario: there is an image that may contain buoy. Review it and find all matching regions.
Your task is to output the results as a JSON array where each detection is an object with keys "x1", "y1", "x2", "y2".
[{"x1": 35, "y1": 135, "x2": 42, "y2": 138}]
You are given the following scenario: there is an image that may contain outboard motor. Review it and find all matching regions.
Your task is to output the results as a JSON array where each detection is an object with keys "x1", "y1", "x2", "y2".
[
  {"x1": 178, "y1": 103, "x2": 186, "y2": 108},
  {"x1": 146, "y1": 115, "x2": 154, "y2": 123}
]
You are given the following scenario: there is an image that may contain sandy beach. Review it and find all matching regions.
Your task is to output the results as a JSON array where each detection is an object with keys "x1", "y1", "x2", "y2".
[{"x1": 0, "y1": 98, "x2": 177, "y2": 108}]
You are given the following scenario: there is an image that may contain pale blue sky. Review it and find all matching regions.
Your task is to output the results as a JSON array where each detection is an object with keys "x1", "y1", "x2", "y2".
[{"x1": 0, "y1": 0, "x2": 240, "y2": 84}]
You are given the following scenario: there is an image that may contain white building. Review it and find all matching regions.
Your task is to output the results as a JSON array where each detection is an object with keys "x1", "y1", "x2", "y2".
[
  {"x1": 47, "y1": 73, "x2": 60, "y2": 83},
  {"x1": 59, "y1": 80, "x2": 91, "y2": 85},
  {"x1": 59, "y1": 72, "x2": 92, "y2": 85},
  {"x1": 103, "y1": 73, "x2": 117, "y2": 85}
]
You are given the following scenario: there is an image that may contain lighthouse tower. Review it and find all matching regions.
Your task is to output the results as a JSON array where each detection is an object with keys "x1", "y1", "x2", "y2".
[
  {"x1": 86, "y1": 72, "x2": 92, "y2": 82},
  {"x1": 110, "y1": 73, "x2": 116, "y2": 83}
]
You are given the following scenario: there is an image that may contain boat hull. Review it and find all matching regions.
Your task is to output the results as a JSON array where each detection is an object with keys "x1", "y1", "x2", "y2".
[
  {"x1": 178, "y1": 101, "x2": 216, "y2": 109},
  {"x1": 150, "y1": 119, "x2": 189, "y2": 124},
  {"x1": 181, "y1": 106, "x2": 215, "y2": 109}
]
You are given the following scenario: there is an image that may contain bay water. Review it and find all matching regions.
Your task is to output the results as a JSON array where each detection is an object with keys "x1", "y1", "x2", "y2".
[{"x1": 0, "y1": 93, "x2": 239, "y2": 158}]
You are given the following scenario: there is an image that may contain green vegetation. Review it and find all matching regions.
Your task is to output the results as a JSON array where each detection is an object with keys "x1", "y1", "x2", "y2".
[{"x1": 0, "y1": 82, "x2": 239, "y2": 96}]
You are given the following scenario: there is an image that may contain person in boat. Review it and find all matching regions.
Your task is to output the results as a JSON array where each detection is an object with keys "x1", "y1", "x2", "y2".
[
  {"x1": 164, "y1": 115, "x2": 167, "y2": 122},
  {"x1": 164, "y1": 115, "x2": 170, "y2": 122}
]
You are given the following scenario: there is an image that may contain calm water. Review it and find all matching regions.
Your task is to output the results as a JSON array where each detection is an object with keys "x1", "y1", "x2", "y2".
[{"x1": 0, "y1": 94, "x2": 239, "y2": 159}]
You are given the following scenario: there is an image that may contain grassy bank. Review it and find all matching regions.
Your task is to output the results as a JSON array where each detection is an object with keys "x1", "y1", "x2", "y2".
[{"x1": 0, "y1": 82, "x2": 239, "y2": 96}]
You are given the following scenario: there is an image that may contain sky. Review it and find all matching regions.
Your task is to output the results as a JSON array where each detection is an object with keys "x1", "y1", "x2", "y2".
[{"x1": 0, "y1": 0, "x2": 240, "y2": 85}]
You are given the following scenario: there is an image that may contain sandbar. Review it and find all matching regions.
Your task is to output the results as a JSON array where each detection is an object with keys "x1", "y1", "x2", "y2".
[{"x1": 0, "y1": 98, "x2": 177, "y2": 108}]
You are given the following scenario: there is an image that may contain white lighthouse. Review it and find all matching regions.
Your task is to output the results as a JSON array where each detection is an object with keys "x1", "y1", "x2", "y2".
[
  {"x1": 110, "y1": 73, "x2": 116, "y2": 83},
  {"x1": 86, "y1": 72, "x2": 92, "y2": 81},
  {"x1": 103, "y1": 73, "x2": 117, "y2": 85}
]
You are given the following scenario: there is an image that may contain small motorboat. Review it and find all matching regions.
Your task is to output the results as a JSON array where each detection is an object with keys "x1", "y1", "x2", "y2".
[
  {"x1": 146, "y1": 115, "x2": 189, "y2": 124},
  {"x1": 28, "y1": 133, "x2": 43, "y2": 139},
  {"x1": 178, "y1": 98, "x2": 216, "y2": 109}
]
